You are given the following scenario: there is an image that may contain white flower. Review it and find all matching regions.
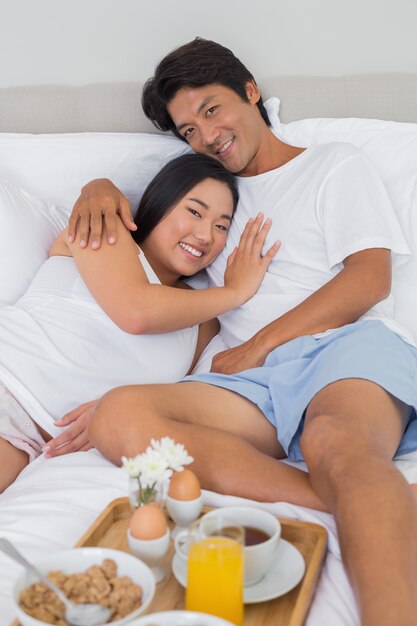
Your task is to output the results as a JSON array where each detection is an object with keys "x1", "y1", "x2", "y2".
[
  {"x1": 121, "y1": 455, "x2": 142, "y2": 478},
  {"x1": 139, "y1": 448, "x2": 173, "y2": 487},
  {"x1": 150, "y1": 436, "x2": 194, "y2": 472},
  {"x1": 122, "y1": 438, "x2": 193, "y2": 507}
]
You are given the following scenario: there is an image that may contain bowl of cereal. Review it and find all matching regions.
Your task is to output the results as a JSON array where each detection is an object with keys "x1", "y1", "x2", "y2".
[{"x1": 13, "y1": 547, "x2": 156, "y2": 626}]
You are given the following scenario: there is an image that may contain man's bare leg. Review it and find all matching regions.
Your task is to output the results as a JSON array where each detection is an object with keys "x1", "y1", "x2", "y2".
[
  {"x1": 0, "y1": 438, "x2": 29, "y2": 492},
  {"x1": 89, "y1": 382, "x2": 326, "y2": 510},
  {"x1": 301, "y1": 379, "x2": 417, "y2": 626}
]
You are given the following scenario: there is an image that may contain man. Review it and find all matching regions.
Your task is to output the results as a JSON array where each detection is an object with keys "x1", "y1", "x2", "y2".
[{"x1": 64, "y1": 39, "x2": 417, "y2": 625}]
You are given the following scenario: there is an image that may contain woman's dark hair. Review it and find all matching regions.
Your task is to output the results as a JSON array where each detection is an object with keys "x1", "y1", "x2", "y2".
[
  {"x1": 132, "y1": 153, "x2": 239, "y2": 244},
  {"x1": 142, "y1": 38, "x2": 271, "y2": 141}
]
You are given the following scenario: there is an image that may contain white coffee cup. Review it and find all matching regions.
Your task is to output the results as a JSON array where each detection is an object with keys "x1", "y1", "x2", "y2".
[{"x1": 174, "y1": 506, "x2": 281, "y2": 586}]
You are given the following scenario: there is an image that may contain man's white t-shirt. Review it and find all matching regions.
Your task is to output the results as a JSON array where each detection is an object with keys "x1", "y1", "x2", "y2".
[{"x1": 206, "y1": 142, "x2": 414, "y2": 348}]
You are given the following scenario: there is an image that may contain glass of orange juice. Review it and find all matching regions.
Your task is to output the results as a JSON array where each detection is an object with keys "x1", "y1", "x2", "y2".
[{"x1": 185, "y1": 516, "x2": 244, "y2": 625}]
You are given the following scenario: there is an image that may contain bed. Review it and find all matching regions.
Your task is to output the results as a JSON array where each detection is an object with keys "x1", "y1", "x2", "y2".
[{"x1": 1, "y1": 74, "x2": 417, "y2": 626}]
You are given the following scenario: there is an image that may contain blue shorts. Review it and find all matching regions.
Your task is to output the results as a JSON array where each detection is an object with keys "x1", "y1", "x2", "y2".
[{"x1": 183, "y1": 321, "x2": 417, "y2": 461}]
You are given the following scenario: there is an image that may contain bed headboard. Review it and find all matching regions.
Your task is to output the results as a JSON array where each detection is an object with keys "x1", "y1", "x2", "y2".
[{"x1": 1, "y1": 73, "x2": 417, "y2": 133}]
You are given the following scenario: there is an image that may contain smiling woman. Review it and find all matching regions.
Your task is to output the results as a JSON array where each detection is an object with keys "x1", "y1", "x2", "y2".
[
  {"x1": 140, "y1": 178, "x2": 232, "y2": 284},
  {"x1": 0, "y1": 153, "x2": 280, "y2": 492},
  {"x1": 131, "y1": 155, "x2": 236, "y2": 285}
]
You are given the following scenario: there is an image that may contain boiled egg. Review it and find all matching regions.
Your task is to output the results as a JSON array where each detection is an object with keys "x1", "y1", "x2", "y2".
[
  {"x1": 168, "y1": 469, "x2": 201, "y2": 501},
  {"x1": 129, "y1": 504, "x2": 168, "y2": 540}
]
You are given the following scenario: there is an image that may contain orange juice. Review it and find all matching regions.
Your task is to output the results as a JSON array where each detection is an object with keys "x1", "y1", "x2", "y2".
[{"x1": 186, "y1": 536, "x2": 244, "y2": 625}]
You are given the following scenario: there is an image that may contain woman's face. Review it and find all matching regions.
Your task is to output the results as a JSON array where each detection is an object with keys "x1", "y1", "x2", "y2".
[{"x1": 140, "y1": 177, "x2": 234, "y2": 285}]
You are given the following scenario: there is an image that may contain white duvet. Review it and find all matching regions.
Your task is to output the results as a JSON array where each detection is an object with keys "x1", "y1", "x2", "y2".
[{"x1": 2, "y1": 446, "x2": 417, "y2": 625}]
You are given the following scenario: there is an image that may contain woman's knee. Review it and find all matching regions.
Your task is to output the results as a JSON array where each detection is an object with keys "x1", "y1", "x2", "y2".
[
  {"x1": 90, "y1": 386, "x2": 133, "y2": 430},
  {"x1": 93, "y1": 384, "x2": 159, "y2": 424},
  {"x1": 89, "y1": 385, "x2": 157, "y2": 460}
]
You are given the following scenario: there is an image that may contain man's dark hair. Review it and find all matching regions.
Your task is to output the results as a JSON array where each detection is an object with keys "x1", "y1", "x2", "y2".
[
  {"x1": 132, "y1": 153, "x2": 238, "y2": 244},
  {"x1": 142, "y1": 38, "x2": 271, "y2": 141}
]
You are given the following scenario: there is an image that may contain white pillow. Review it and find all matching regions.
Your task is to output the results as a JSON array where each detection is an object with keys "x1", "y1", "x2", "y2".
[
  {"x1": 0, "y1": 180, "x2": 68, "y2": 305},
  {"x1": 0, "y1": 132, "x2": 190, "y2": 213},
  {"x1": 264, "y1": 98, "x2": 417, "y2": 343}
]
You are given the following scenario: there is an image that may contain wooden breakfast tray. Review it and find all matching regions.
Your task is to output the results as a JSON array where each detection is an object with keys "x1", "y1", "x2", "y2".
[{"x1": 13, "y1": 497, "x2": 327, "y2": 626}]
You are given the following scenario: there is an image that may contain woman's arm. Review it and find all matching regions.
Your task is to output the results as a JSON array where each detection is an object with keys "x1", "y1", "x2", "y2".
[{"x1": 64, "y1": 214, "x2": 279, "y2": 335}]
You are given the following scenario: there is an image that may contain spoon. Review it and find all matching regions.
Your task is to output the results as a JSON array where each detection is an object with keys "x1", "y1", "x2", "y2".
[{"x1": 0, "y1": 538, "x2": 112, "y2": 626}]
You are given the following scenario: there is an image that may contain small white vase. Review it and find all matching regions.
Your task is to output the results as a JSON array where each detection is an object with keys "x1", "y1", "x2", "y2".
[
  {"x1": 166, "y1": 494, "x2": 203, "y2": 539},
  {"x1": 127, "y1": 527, "x2": 170, "y2": 583},
  {"x1": 128, "y1": 476, "x2": 164, "y2": 509}
]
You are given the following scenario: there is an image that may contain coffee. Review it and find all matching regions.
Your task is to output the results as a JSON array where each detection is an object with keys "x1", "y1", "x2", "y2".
[
  {"x1": 212, "y1": 525, "x2": 270, "y2": 546},
  {"x1": 243, "y1": 526, "x2": 270, "y2": 546}
]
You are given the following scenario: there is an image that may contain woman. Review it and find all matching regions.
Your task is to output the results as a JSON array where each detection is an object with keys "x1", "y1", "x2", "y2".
[{"x1": 0, "y1": 154, "x2": 279, "y2": 491}]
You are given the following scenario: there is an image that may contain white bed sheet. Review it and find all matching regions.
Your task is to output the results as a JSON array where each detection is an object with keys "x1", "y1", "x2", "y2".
[
  {"x1": 2, "y1": 447, "x2": 417, "y2": 626},
  {"x1": 2, "y1": 332, "x2": 417, "y2": 625}
]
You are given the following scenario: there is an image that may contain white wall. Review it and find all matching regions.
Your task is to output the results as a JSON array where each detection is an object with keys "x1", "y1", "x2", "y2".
[{"x1": 1, "y1": 0, "x2": 417, "y2": 88}]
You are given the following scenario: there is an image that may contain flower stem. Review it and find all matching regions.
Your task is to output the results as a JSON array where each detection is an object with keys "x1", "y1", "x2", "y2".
[{"x1": 136, "y1": 476, "x2": 158, "y2": 506}]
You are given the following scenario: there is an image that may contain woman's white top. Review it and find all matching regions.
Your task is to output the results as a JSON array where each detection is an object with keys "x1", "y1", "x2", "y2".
[{"x1": 0, "y1": 253, "x2": 198, "y2": 436}]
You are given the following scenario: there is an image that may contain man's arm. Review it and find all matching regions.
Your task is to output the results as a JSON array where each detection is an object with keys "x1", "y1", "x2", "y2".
[{"x1": 211, "y1": 248, "x2": 391, "y2": 374}]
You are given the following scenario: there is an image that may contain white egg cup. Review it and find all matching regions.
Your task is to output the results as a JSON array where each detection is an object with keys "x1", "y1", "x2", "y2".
[
  {"x1": 127, "y1": 527, "x2": 170, "y2": 583},
  {"x1": 166, "y1": 494, "x2": 203, "y2": 539}
]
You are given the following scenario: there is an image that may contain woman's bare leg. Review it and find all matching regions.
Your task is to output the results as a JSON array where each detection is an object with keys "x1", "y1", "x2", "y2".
[
  {"x1": 0, "y1": 438, "x2": 29, "y2": 492},
  {"x1": 89, "y1": 382, "x2": 326, "y2": 511}
]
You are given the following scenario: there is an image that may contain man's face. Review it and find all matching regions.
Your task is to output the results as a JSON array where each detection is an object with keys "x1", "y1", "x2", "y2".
[{"x1": 167, "y1": 82, "x2": 267, "y2": 177}]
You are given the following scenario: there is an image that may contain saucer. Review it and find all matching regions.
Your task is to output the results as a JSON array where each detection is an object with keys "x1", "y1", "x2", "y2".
[{"x1": 172, "y1": 539, "x2": 305, "y2": 604}]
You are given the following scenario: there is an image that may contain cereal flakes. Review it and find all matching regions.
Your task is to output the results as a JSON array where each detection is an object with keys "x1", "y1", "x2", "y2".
[{"x1": 19, "y1": 558, "x2": 143, "y2": 625}]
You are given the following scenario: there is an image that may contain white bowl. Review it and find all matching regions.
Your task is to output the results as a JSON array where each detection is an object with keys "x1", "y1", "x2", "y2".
[
  {"x1": 13, "y1": 546, "x2": 156, "y2": 626},
  {"x1": 130, "y1": 610, "x2": 236, "y2": 625}
]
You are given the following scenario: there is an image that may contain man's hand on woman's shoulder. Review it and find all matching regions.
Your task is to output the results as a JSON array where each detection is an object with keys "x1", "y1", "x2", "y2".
[{"x1": 68, "y1": 178, "x2": 137, "y2": 250}]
